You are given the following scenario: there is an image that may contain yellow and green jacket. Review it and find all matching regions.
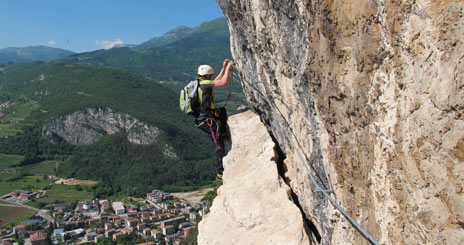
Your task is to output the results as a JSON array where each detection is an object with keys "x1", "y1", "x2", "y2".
[{"x1": 198, "y1": 80, "x2": 216, "y2": 120}]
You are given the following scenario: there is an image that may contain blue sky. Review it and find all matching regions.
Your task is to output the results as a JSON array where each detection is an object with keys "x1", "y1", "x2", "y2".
[{"x1": 0, "y1": 0, "x2": 224, "y2": 53}]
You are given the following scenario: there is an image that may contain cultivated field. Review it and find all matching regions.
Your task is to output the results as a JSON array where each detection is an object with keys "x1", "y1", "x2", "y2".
[
  {"x1": 0, "y1": 102, "x2": 39, "y2": 137},
  {"x1": 27, "y1": 184, "x2": 93, "y2": 208},
  {"x1": 0, "y1": 155, "x2": 93, "y2": 209},
  {"x1": 0, "y1": 205, "x2": 34, "y2": 227},
  {"x1": 0, "y1": 175, "x2": 54, "y2": 196},
  {"x1": 22, "y1": 160, "x2": 59, "y2": 175},
  {"x1": 0, "y1": 156, "x2": 57, "y2": 196},
  {"x1": 0, "y1": 153, "x2": 24, "y2": 169},
  {"x1": 64, "y1": 180, "x2": 98, "y2": 185}
]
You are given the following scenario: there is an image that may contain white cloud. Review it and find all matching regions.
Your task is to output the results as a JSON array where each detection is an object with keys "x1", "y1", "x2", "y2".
[
  {"x1": 95, "y1": 38, "x2": 123, "y2": 49},
  {"x1": 48, "y1": 40, "x2": 56, "y2": 45}
]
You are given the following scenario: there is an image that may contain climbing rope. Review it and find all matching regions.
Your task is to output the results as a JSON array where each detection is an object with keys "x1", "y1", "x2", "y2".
[
  {"x1": 221, "y1": 68, "x2": 234, "y2": 108},
  {"x1": 241, "y1": 78, "x2": 380, "y2": 245}
]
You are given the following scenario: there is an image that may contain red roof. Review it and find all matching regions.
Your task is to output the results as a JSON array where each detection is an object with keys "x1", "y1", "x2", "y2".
[
  {"x1": 15, "y1": 223, "x2": 33, "y2": 229},
  {"x1": 159, "y1": 212, "x2": 174, "y2": 218}
]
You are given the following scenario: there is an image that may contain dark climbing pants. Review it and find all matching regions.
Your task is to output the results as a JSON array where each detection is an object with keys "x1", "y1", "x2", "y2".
[{"x1": 197, "y1": 118, "x2": 225, "y2": 175}]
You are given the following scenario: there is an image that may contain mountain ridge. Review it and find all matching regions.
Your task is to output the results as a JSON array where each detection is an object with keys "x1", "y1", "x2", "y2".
[
  {"x1": 0, "y1": 46, "x2": 75, "y2": 65},
  {"x1": 135, "y1": 25, "x2": 193, "y2": 50},
  {"x1": 61, "y1": 17, "x2": 231, "y2": 82}
]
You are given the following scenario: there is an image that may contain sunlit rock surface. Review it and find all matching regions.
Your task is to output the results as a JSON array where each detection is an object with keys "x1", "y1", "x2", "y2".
[
  {"x1": 42, "y1": 107, "x2": 160, "y2": 145},
  {"x1": 205, "y1": 0, "x2": 464, "y2": 244},
  {"x1": 198, "y1": 110, "x2": 310, "y2": 245}
]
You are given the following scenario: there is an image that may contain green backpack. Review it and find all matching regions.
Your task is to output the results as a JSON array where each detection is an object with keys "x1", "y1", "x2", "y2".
[{"x1": 179, "y1": 80, "x2": 200, "y2": 116}]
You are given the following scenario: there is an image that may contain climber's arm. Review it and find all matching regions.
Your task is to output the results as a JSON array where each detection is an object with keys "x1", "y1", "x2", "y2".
[{"x1": 214, "y1": 61, "x2": 234, "y2": 88}]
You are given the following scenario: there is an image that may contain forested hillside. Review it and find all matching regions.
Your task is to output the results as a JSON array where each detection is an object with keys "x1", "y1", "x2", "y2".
[
  {"x1": 0, "y1": 62, "x2": 215, "y2": 196},
  {"x1": 0, "y1": 17, "x2": 249, "y2": 198}
]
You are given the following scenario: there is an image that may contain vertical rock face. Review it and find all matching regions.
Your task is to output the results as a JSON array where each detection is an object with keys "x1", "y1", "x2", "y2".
[
  {"x1": 198, "y1": 110, "x2": 310, "y2": 244},
  {"x1": 42, "y1": 108, "x2": 161, "y2": 145},
  {"x1": 215, "y1": 0, "x2": 464, "y2": 244}
]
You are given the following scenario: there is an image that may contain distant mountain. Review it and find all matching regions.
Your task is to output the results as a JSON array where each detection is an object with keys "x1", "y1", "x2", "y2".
[
  {"x1": 135, "y1": 25, "x2": 193, "y2": 50},
  {"x1": 62, "y1": 17, "x2": 231, "y2": 82},
  {"x1": 113, "y1": 44, "x2": 138, "y2": 49},
  {"x1": 0, "y1": 46, "x2": 74, "y2": 65},
  {"x1": 60, "y1": 17, "x2": 246, "y2": 113}
]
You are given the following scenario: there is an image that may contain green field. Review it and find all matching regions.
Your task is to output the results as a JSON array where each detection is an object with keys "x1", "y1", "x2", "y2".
[
  {"x1": 22, "y1": 160, "x2": 58, "y2": 175},
  {"x1": 0, "y1": 158, "x2": 58, "y2": 196},
  {"x1": 27, "y1": 184, "x2": 93, "y2": 208},
  {"x1": 0, "y1": 206, "x2": 36, "y2": 228},
  {"x1": 0, "y1": 124, "x2": 21, "y2": 138},
  {"x1": 0, "y1": 153, "x2": 24, "y2": 169},
  {"x1": 0, "y1": 175, "x2": 54, "y2": 196},
  {"x1": 0, "y1": 101, "x2": 39, "y2": 137}
]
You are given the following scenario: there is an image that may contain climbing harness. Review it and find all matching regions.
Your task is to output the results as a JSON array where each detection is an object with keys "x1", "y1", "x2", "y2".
[
  {"x1": 242, "y1": 79, "x2": 379, "y2": 245},
  {"x1": 207, "y1": 117, "x2": 222, "y2": 151}
]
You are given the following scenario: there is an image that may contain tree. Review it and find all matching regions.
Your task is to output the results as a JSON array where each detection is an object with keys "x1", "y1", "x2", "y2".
[{"x1": 182, "y1": 227, "x2": 199, "y2": 245}]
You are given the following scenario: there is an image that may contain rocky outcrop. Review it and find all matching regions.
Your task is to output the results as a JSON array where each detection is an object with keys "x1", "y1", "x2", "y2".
[
  {"x1": 42, "y1": 107, "x2": 162, "y2": 146},
  {"x1": 198, "y1": 110, "x2": 310, "y2": 244},
  {"x1": 210, "y1": 0, "x2": 464, "y2": 244}
]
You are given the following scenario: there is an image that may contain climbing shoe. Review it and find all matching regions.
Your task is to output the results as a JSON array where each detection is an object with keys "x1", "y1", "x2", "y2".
[{"x1": 216, "y1": 173, "x2": 223, "y2": 181}]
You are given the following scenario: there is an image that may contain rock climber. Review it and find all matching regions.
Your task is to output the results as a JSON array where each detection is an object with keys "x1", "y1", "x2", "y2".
[{"x1": 195, "y1": 59, "x2": 234, "y2": 181}]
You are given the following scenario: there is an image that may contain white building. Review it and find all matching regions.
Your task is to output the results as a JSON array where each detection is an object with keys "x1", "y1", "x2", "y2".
[
  {"x1": 112, "y1": 202, "x2": 125, "y2": 215},
  {"x1": 190, "y1": 212, "x2": 199, "y2": 221}
]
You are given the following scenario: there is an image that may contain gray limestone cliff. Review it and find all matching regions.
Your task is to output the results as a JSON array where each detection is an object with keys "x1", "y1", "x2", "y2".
[
  {"x1": 42, "y1": 108, "x2": 176, "y2": 157},
  {"x1": 199, "y1": 0, "x2": 464, "y2": 244}
]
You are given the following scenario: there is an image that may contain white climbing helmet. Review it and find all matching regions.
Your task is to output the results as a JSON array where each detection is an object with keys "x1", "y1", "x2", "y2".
[{"x1": 197, "y1": 64, "x2": 214, "y2": 76}]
